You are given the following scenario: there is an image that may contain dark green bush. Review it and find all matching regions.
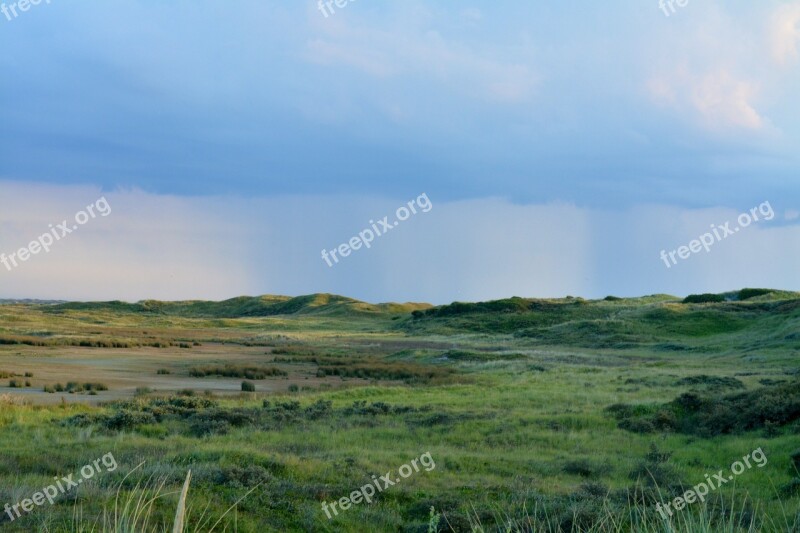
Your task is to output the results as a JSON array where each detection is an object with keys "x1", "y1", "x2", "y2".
[
  {"x1": 619, "y1": 418, "x2": 656, "y2": 434},
  {"x1": 241, "y1": 381, "x2": 255, "y2": 392},
  {"x1": 675, "y1": 375, "x2": 745, "y2": 390},
  {"x1": 683, "y1": 293, "x2": 725, "y2": 304},
  {"x1": 738, "y1": 288, "x2": 774, "y2": 300},
  {"x1": 104, "y1": 410, "x2": 157, "y2": 431},
  {"x1": 60, "y1": 382, "x2": 108, "y2": 393},
  {"x1": 611, "y1": 380, "x2": 800, "y2": 436},
  {"x1": 781, "y1": 478, "x2": 800, "y2": 497},
  {"x1": 790, "y1": 449, "x2": 800, "y2": 472},
  {"x1": 189, "y1": 418, "x2": 230, "y2": 437},
  {"x1": 303, "y1": 399, "x2": 332, "y2": 420},
  {"x1": 187, "y1": 407, "x2": 256, "y2": 437},
  {"x1": 189, "y1": 364, "x2": 287, "y2": 379},
  {"x1": 211, "y1": 465, "x2": 273, "y2": 489},
  {"x1": 563, "y1": 459, "x2": 611, "y2": 478},
  {"x1": 628, "y1": 445, "x2": 680, "y2": 489},
  {"x1": 442, "y1": 350, "x2": 525, "y2": 362},
  {"x1": 315, "y1": 361, "x2": 454, "y2": 383}
]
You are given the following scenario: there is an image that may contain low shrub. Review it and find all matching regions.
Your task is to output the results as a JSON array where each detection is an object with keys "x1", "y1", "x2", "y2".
[
  {"x1": 315, "y1": 360, "x2": 454, "y2": 383},
  {"x1": 104, "y1": 410, "x2": 156, "y2": 431},
  {"x1": 241, "y1": 381, "x2": 255, "y2": 392},
  {"x1": 628, "y1": 445, "x2": 681, "y2": 490},
  {"x1": 781, "y1": 478, "x2": 800, "y2": 497},
  {"x1": 683, "y1": 293, "x2": 725, "y2": 304},
  {"x1": 442, "y1": 350, "x2": 525, "y2": 362},
  {"x1": 562, "y1": 459, "x2": 611, "y2": 478},
  {"x1": 61, "y1": 382, "x2": 108, "y2": 393},
  {"x1": 675, "y1": 375, "x2": 745, "y2": 390},
  {"x1": 738, "y1": 288, "x2": 774, "y2": 300},
  {"x1": 187, "y1": 407, "x2": 256, "y2": 437},
  {"x1": 791, "y1": 449, "x2": 800, "y2": 472},
  {"x1": 610, "y1": 380, "x2": 800, "y2": 436},
  {"x1": 189, "y1": 364, "x2": 287, "y2": 379},
  {"x1": 212, "y1": 465, "x2": 273, "y2": 489}
]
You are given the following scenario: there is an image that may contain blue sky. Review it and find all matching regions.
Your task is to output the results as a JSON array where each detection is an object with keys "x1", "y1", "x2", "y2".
[{"x1": 1, "y1": 1, "x2": 799, "y2": 302}]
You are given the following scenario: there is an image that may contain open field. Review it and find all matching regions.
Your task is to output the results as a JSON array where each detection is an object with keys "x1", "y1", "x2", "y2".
[{"x1": 0, "y1": 290, "x2": 798, "y2": 532}]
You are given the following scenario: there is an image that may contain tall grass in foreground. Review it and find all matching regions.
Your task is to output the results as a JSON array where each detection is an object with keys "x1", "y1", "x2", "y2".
[
  {"x1": 455, "y1": 491, "x2": 799, "y2": 533},
  {"x1": 55, "y1": 465, "x2": 259, "y2": 533}
]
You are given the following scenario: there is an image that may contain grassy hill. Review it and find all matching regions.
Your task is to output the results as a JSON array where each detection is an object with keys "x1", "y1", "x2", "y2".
[
  {"x1": 44, "y1": 293, "x2": 432, "y2": 319},
  {"x1": 0, "y1": 288, "x2": 798, "y2": 531},
  {"x1": 403, "y1": 289, "x2": 800, "y2": 353}
]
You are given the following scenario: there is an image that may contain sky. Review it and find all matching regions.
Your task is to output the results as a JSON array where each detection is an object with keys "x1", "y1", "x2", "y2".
[{"x1": 1, "y1": 0, "x2": 799, "y2": 303}]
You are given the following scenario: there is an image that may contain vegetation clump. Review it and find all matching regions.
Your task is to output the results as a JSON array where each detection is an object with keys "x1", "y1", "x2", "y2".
[
  {"x1": 738, "y1": 288, "x2": 774, "y2": 300},
  {"x1": 675, "y1": 374, "x2": 745, "y2": 390},
  {"x1": 442, "y1": 349, "x2": 525, "y2": 362},
  {"x1": 562, "y1": 459, "x2": 612, "y2": 478},
  {"x1": 189, "y1": 364, "x2": 287, "y2": 379},
  {"x1": 315, "y1": 359, "x2": 454, "y2": 383},
  {"x1": 49, "y1": 382, "x2": 109, "y2": 393},
  {"x1": 683, "y1": 293, "x2": 725, "y2": 304},
  {"x1": 608, "y1": 380, "x2": 800, "y2": 436}
]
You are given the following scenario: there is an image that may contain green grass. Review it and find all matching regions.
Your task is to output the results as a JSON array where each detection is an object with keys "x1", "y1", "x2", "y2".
[{"x1": 0, "y1": 290, "x2": 798, "y2": 531}]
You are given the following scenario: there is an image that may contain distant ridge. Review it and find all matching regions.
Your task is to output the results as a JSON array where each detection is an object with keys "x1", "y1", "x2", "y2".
[
  {"x1": 0, "y1": 299, "x2": 67, "y2": 305},
  {"x1": 9, "y1": 288, "x2": 800, "y2": 323},
  {"x1": 43, "y1": 293, "x2": 432, "y2": 318},
  {"x1": 404, "y1": 288, "x2": 800, "y2": 352}
]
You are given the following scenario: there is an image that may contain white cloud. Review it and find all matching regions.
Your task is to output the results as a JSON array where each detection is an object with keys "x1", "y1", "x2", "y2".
[
  {"x1": 304, "y1": 10, "x2": 539, "y2": 104},
  {"x1": 648, "y1": 67, "x2": 764, "y2": 131},
  {"x1": 770, "y1": 2, "x2": 800, "y2": 65},
  {"x1": 0, "y1": 182, "x2": 254, "y2": 301}
]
